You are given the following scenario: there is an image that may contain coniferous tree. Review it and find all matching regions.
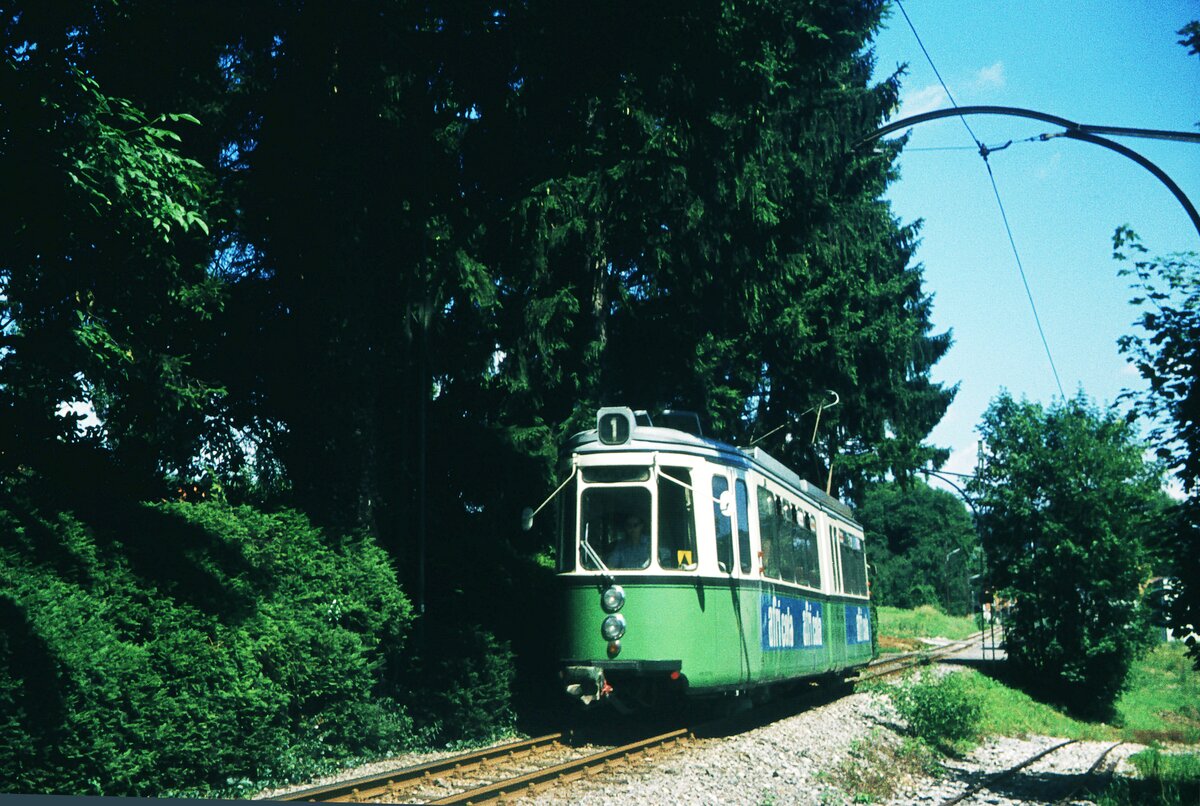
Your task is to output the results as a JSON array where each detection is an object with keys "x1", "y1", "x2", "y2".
[{"x1": 3, "y1": 0, "x2": 956, "y2": 571}]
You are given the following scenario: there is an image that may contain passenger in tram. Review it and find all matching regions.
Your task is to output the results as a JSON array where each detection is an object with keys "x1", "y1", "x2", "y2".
[{"x1": 606, "y1": 515, "x2": 651, "y2": 569}]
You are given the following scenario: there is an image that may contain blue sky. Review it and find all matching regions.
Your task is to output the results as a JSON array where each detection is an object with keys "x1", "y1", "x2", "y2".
[{"x1": 869, "y1": 1, "x2": 1200, "y2": 488}]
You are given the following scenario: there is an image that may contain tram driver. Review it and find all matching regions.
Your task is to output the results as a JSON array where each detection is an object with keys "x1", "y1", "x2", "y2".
[{"x1": 606, "y1": 515, "x2": 650, "y2": 569}]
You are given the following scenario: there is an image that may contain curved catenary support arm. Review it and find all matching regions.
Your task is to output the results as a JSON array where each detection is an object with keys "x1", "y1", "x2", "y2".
[{"x1": 861, "y1": 105, "x2": 1200, "y2": 242}]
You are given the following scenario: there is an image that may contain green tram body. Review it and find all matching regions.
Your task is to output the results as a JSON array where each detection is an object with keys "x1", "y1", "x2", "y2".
[{"x1": 557, "y1": 408, "x2": 872, "y2": 708}]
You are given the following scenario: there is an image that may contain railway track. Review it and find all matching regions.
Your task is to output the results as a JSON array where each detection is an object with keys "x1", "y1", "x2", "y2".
[
  {"x1": 939, "y1": 739, "x2": 1126, "y2": 806},
  {"x1": 270, "y1": 635, "x2": 988, "y2": 804},
  {"x1": 856, "y1": 632, "x2": 985, "y2": 681},
  {"x1": 273, "y1": 729, "x2": 690, "y2": 804}
]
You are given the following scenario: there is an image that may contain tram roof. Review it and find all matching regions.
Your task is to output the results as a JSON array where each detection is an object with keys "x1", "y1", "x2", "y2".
[{"x1": 565, "y1": 425, "x2": 856, "y2": 524}]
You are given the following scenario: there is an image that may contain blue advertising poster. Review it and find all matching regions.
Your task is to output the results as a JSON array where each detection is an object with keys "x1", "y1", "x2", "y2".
[
  {"x1": 846, "y1": 604, "x2": 871, "y2": 645},
  {"x1": 760, "y1": 592, "x2": 824, "y2": 651}
]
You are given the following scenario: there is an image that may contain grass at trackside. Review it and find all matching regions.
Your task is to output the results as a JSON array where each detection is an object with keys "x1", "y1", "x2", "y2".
[
  {"x1": 862, "y1": 617, "x2": 1200, "y2": 805},
  {"x1": 1101, "y1": 748, "x2": 1200, "y2": 805},
  {"x1": 946, "y1": 643, "x2": 1200, "y2": 746},
  {"x1": 854, "y1": 627, "x2": 1200, "y2": 805},
  {"x1": 956, "y1": 644, "x2": 1199, "y2": 804},
  {"x1": 941, "y1": 643, "x2": 1200, "y2": 746},
  {"x1": 1099, "y1": 750, "x2": 1200, "y2": 805},
  {"x1": 874, "y1": 608, "x2": 1198, "y2": 743},
  {"x1": 1116, "y1": 643, "x2": 1200, "y2": 745},
  {"x1": 954, "y1": 669, "x2": 1117, "y2": 741},
  {"x1": 875, "y1": 605, "x2": 978, "y2": 651}
]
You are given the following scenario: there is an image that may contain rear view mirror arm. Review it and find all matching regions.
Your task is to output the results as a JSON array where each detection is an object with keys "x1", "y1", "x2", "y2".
[{"x1": 521, "y1": 465, "x2": 578, "y2": 531}]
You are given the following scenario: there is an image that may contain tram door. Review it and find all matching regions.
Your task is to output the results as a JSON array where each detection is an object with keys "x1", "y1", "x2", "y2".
[
  {"x1": 712, "y1": 470, "x2": 752, "y2": 684},
  {"x1": 827, "y1": 525, "x2": 848, "y2": 669}
]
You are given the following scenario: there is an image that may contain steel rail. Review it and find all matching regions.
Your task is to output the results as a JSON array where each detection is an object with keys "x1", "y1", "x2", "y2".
[
  {"x1": 424, "y1": 728, "x2": 691, "y2": 805},
  {"x1": 272, "y1": 632, "x2": 990, "y2": 803},
  {"x1": 1052, "y1": 741, "x2": 1125, "y2": 806},
  {"x1": 857, "y1": 632, "x2": 985, "y2": 681},
  {"x1": 271, "y1": 733, "x2": 565, "y2": 802},
  {"x1": 939, "y1": 738, "x2": 1079, "y2": 806}
]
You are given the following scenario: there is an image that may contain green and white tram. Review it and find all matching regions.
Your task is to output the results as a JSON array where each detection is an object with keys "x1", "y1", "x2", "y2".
[{"x1": 550, "y1": 406, "x2": 872, "y2": 709}]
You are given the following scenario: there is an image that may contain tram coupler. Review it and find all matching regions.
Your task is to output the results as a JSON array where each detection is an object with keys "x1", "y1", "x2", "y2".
[{"x1": 562, "y1": 665, "x2": 610, "y2": 705}]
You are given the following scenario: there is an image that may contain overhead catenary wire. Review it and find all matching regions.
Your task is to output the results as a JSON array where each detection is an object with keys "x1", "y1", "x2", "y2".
[
  {"x1": 980, "y1": 154, "x2": 1066, "y2": 397},
  {"x1": 893, "y1": 0, "x2": 982, "y2": 147},
  {"x1": 893, "y1": 0, "x2": 1067, "y2": 399}
]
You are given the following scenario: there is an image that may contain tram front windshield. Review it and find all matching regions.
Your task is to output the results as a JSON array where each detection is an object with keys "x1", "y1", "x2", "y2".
[
  {"x1": 581, "y1": 486, "x2": 652, "y2": 570},
  {"x1": 575, "y1": 465, "x2": 697, "y2": 571}
]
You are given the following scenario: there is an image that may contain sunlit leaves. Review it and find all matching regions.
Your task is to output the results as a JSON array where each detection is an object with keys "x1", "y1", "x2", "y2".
[
  {"x1": 1, "y1": 13, "x2": 220, "y2": 477},
  {"x1": 969, "y1": 392, "x2": 1164, "y2": 714},
  {"x1": 1114, "y1": 226, "x2": 1200, "y2": 668}
]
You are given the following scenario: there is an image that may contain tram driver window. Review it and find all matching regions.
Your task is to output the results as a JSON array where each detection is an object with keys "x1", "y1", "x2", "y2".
[
  {"x1": 712, "y1": 475, "x2": 733, "y2": 573},
  {"x1": 658, "y1": 467, "x2": 697, "y2": 569},
  {"x1": 736, "y1": 479, "x2": 751, "y2": 573},
  {"x1": 580, "y1": 486, "x2": 652, "y2": 570}
]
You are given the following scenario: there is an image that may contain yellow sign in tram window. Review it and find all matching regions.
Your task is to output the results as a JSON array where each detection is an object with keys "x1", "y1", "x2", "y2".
[{"x1": 676, "y1": 550, "x2": 693, "y2": 566}]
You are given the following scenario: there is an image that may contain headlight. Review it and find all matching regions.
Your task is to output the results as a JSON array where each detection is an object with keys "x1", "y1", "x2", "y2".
[
  {"x1": 601, "y1": 614, "x2": 627, "y2": 641},
  {"x1": 600, "y1": 585, "x2": 625, "y2": 613}
]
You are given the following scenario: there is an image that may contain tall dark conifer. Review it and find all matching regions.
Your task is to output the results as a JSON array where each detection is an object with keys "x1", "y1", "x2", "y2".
[
  {"x1": 486, "y1": 1, "x2": 954, "y2": 500},
  {"x1": 3, "y1": 0, "x2": 955, "y2": 560}
]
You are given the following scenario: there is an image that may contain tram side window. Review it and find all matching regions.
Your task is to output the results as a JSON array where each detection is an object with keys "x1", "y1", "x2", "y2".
[
  {"x1": 839, "y1": 530, "x2": 868, "y2": 596},
  {"x1": 736, "y1": 479, "x2": 751, "y2": 573},
  {"x1": 580, "y1": 487, "x2": 652, "y2": 570},
  {"x1": 758, "y1": 490, "x2": 810, "y2": 584},
  {"x1": 776, "y1": 503, "x2": 797, "y2": 584},
  {"x1": 712, "y1": 475, "x2": 733, "y2": 572},
  {"x1": 829, "y1": 525, "x2": 842, "y2": 593},
  {"x1": 792, "y1": 511, "x2": 822, "y2": 588},
  {"x1": 658, "y1": 468, "x2": 697, "y2": 569},
  {"x1": 782, "y1": 506, "x2": 801, "y2": 582},
  {"x1": 756, "y1": 487, "x2": 778, "y2": 578},
  {"x1": 557, "y1": 482, "x2": 578, "y2": 573}
]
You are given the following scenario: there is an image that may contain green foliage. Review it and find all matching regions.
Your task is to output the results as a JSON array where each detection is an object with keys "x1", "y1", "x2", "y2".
[
  {"x1": 1179, "y1": 20, "x2": 1200, "y2": 57},
  {"x1": 409, "y1": 621, "x2": 517, "y2": 746},
  {"x1": 1114, "y1": 228, "x2": 1200, "y2": 669},
  {"x1": 858, "y1": 481, "x2": 979, "y2": 614},
  {"x1": 1101, "y1": 750, "x2": 1200, "y2": 806},
  {"x1": 887, "y1": 672, "x2": 983, "y2": 756},
  {"x1": 0, "y1": 490, "x2": 420, "y2": 796},
  {"x1": 1, "y1": 8, "x2": 223, "y2": 481},
  {"x1": 969, "y1": 392, "x2": 1163, "y2": 716},
  {"x1": 1, "y1": 0, "x2": 955, "y2": 538}
]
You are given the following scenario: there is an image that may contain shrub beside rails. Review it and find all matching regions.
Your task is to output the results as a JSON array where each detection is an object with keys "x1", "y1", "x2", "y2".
[{"x1": 525, "y1": 407, "x2": 873, "y2": 711}]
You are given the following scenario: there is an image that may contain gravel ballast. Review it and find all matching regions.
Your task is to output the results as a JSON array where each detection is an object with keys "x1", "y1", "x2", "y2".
[{"x1": 259, "y1": 667, "x2": 1156, "y2": 805}]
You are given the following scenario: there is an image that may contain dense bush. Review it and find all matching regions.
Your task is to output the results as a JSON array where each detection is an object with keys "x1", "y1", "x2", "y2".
[
  {"x1": 408, "y1": 620, "x2": 517, "y2": 746},
  {"x1": 889, "y1": 671, "x2": 983, "y2": 755},
  {"x1": 970, "y1": 393, "x2": 1164, "y2": 716},
  {"x1": 0, "y1": 490, "x2": 420, "y2": 796}
]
